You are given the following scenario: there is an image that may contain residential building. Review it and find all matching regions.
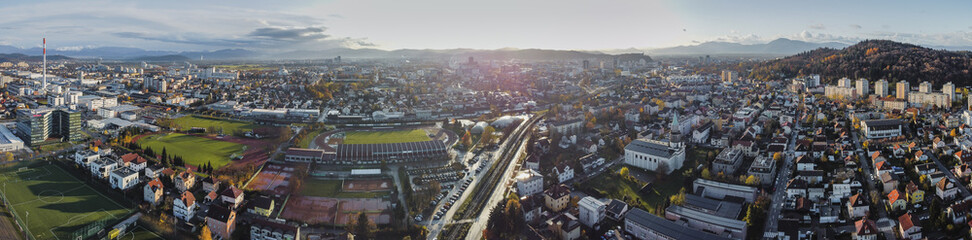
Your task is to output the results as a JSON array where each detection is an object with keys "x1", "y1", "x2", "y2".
[
  {"x1": 554, "y1": 163, "x2": 574, "y2": 183},
  {"x1": 89, "y1": 158, "x2": 117, "y2": 179},
  {"x1": 887, "y1": 189, "x2": 906, "y2": 211},
  {"x1": 515, "y1": 169, "x2": 544, "y2": 197},
  {"x1": 747, "y1": 155, "x2": 776, "y2": 185},
  {"x1": 854, "y1": 219, "x2": 878, "y2": 240},
  {"x1": 577, "y1": 196, "x2": 605, "y2": 227},
  {"x1": 206, "y1": 205, "x2": 237, "y2": 240},
  {"x1": 546, "y1": 213, "x2": 581, "y2": 240},
  {"x1": 937, "y1": 178, "x2": 958, "y2": 200},
  {"x1": 896, "y1": 81, "x2": 910, "y2": 99},
  {"x1": 247, "y1": 196, "x2": 275, "y2": 217},
  {"x1": 174, "y1": 191, "x2": 197, "y2": 222},
  {"x1": 874, "y1": 79, "x2": 889, "y2": 97},
  {"x1": 143, "y1": 178, "x2": 163, "y2": 206},
  {"x1": 250, "y1": 218, "x2": 300, "y2": 240},
  {"x1": 847, "y1": 193, "x2": 869, "y2": 219},
  {"x1": 203, "y1": 177, "x2": 220, "y2": 193},
  {"x1": 221, "y1": 185, "x2": 245, "y2": 209},
  {"x1": 109, "y1": 167, "x2": 140, "y2": 190},
  {"x1": 544, "y1": 184, "x2": 570, "y2": 212},
  {"x1": 856, "y1": 78, "x2": 869, "y2": 96},
  {"x1": 175, "y1": 170, "x2": 196, "y2": 192},
  {"x1": 711, "y1": 148, "x2": 743, "y2": 175},
  {"x1": 898, "y1": 213, "x2": 922, "y2": 240}
]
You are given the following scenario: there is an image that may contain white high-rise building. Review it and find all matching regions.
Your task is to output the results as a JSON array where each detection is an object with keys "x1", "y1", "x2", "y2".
[
  {"x1": 943, "y1": 82, "x2": 956, "y2": 102},
  {"x1": 896, "y1": 81, "x2": 910, "y2": 99},
  {"x1": 856, "y1": 78, "x2": 869, "y2": 97},
  {"x1": 874, "y1": 79, "x2": 889, "y2": 97},
  {"x1": 919, "y1": 81, "x2": 932, "y2": 93}
]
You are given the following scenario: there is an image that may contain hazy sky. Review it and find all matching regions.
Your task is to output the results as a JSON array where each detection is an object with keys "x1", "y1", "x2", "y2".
[{"x1": 2, "y1": 0, "x2": 971, "y2": 51}]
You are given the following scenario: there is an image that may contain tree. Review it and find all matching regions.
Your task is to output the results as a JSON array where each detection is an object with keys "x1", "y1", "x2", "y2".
[
  {"x1": 655, "y1": 162, "x2": 669, "y2": 180},
  {"x1": 481, "y1": 126, "x2": 496, "y2": 146},
  {"x1": 951, "y1": 129, "x2": 959, "y2": 138},
  {"x1": 701, "y1": 168, "x2": 712, "y2": 179},
  {"x1": 669, "y1": 188, "x2": 687, "y2": 206},
  {"x1": 619, "y1": 167, "x2": 630, "y2": 180},
  {"x1": 199, "y1": 225, "x2": 213, "y2": 240},
  {"x1": 3, "y1": 152, "x2": 12, "y2": 162},
  {"x1": 773, "y1": 152, "x2": 783, "y2": 162},
  {"x1": 745, "y1": 175, "x2": 759, "y2": 186},
  {"x1": 349, "y1": 212, "x2": 374, "y2": 239},
  {"x1": 462, "y1": 130, "x2": 473, "y2": 147}
]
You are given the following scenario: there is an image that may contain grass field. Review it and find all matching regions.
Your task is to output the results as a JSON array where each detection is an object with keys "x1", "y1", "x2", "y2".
[
  {"x1": 343, "y1": 129, "x2": 430, "y2": 145},
  {"x1": 298, "y1": 128, "x2": 326, "y2": 148},
  {"x1": 172, "y1": 115, "x2": 258, "y2": 134},
  {"x1": 0, "y1": 164, "x2": 131, "y2": 240},
  {"x1": 136, "y1": 133, "x2": 244, "y2": 169},
  {"x1": 301, "y1": 179, "x2": 389, "y2": 198}
]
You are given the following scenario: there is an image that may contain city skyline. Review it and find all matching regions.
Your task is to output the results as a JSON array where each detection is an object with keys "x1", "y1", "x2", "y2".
[{"x1": 2, "y1": 0, "x2": 972, "y2": 52}]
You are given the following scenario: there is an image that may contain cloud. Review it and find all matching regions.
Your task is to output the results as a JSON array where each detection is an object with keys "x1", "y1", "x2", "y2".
[
  {"x1": 809, "y1": 24, "x2": 825, "y2": 30},
  {"x1": 849, "y1": 24, "x2": 862, "y2": 30},
  {"x1": 248, "y1": 26, "x2": 329, "y2": 41},
  {"x1": 710, "y1": 33, "x2": 763, "y2": 44}
]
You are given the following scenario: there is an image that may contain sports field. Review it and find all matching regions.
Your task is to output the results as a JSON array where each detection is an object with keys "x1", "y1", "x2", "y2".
[
  {"x1": 343, "y1": 129, "x2": 430, "y2": 144},
  {"x1": 301, "y1": 179, "x2": 389, "y2": 198},
  {"x1": 172, "y1": 115, "x2": 258, "y2": 133},
  {"x1": 136, "y1": 133, "x2": 244, "y2": 168},
  {"x1": 0, "y1": 164, "x2": 131, "y2": 240}
]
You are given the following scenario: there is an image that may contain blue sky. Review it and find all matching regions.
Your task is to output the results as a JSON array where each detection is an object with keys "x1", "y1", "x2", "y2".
[{"x1": 1, "y1": 0, "x2": 971, "y2": 51}]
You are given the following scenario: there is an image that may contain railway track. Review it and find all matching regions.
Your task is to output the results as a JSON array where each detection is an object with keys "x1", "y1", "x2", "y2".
[{"x1": 441, "y1": 116, "x2": 539, "y2": 239}]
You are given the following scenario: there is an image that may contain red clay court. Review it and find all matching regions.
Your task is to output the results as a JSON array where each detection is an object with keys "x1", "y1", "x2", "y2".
[
  {"x1": 280, "y1": 196, "x2": 392, "y2": 226},
  {"x1": 245, "y1": 164, "x2": 293, "y2": 196}
]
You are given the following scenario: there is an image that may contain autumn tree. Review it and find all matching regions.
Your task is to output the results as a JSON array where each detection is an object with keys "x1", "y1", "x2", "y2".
[
  {"x1": 462, "y1": 129, "x2": 473, "y2": 147},
  {"x1": 199, "y1": 225, "x2": 213, "y2": 240}
]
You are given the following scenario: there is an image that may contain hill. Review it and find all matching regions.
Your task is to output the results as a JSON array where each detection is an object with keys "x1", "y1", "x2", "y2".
[
  {"x1": 750, "y1": 40, "x2": 972, "y2": 86},
  {"x1": 128, "y1": 54, "x2": 191, "y2": 62},
  {"x1": 0, "y1": 53, "x2": 72, "y2": 62}
]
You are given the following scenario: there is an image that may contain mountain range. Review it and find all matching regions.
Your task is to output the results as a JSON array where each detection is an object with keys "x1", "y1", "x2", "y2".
[{"x1": 0, "y1": 38, "x2": 848, "y2": 61}]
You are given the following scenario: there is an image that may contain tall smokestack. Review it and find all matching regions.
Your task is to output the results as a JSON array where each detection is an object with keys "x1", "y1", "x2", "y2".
[{"x1": 42, "y1": 38, "x2": 46, "y2": 90}]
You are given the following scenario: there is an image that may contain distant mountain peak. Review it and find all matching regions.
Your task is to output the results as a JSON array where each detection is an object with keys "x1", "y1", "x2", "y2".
[{"x1": 648, "y1": 38, "x2": 849, "y2": 56}]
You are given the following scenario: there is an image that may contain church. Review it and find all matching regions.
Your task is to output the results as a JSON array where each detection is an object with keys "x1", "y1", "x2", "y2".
[{"x1": 623, "y1": 112, "x2": 686, "y2": 174}]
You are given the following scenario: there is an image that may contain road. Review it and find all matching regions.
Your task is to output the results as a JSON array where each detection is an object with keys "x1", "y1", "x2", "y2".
[
  {"x1": 923, "y1": 148, "x2": 972, "y2": 198},
  {"x1": 464, "y1": 135, "x2": 531, "y2": 240},
  {"x1": 763, "y1": 106, "x2": 804, "y2": 236}
]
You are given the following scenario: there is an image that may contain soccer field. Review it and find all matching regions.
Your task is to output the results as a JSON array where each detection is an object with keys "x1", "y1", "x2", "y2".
[
  {"x1": 136, "y1": 133, "x2": 243, "y2": 169},
  {"x1": 300, "y1": 179, "x2": 389, "y2": 198},
  {"x1": 172, "y1": 115, "x2": 258, "y2": 133},
  {"x1": 343, "y1": 129, "x2": 431, "y2": 144},
  {"x1": 0, "y1": 164, "x2": 131, "y2": 240}
]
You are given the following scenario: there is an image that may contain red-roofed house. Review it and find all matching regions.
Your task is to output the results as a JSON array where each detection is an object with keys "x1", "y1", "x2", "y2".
[
  {"x1": 120, "y1": 153, "x2": 148, "y2": 171},
  {"x1": 174, "y1": 191, "x2": 197, "y2": 222},
  {"x1": 854, "y1": 219, "x2": 878, "y2": 240},
  {"x1": 898, "y1": 213, "x2": 921, "y2": 240},
  {"x1": 143, "y1": 178, "x2": 163, "y2": 206},
  {"x1": 887, "y1": 189, "x2": 906, "y2": 211},
  {"x1": 221, "y1": 185, "x2": 245, "y2": 208}
]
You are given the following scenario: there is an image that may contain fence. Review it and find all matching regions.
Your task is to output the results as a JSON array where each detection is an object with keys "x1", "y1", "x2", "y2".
[{"x1": 0, "y1": 176, "x2": 33, "y2": 240}]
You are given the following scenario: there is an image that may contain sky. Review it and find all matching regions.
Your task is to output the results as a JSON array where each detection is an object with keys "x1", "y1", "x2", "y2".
[{"x1": 1, "y1": 0, "x2": 972, "y2": 52}]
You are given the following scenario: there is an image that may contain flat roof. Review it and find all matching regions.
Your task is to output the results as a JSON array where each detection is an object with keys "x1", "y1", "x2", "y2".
[
  {"x1": 625, "y1": 208, "x2": 733, "y2": 240},
  {"x1": 351, "y1": 169, "x2": 381, "y2": 175}
]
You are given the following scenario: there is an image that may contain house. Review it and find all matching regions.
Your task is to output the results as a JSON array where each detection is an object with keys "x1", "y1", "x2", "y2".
[
  {"x1": 250, "y1": 218, "x2": 300, "y2": 240},
  {"x1": 879, "y1": 172, "x2": 898, "y2": 193},
  {"x1": 579, "y1": 154, "x2": 605, "y2": 172},
  {"x1": 853, "y1": 219, "x2": 878, "y2": 240},
  {"x1": 175, "y1": 170, "x2": 196, "y2": 192},
  {"x1": 747, "y1": 155, "x2": 776, "y2": 185},
  {"x1": 247, "y1": 196, "x2": 275, "y2": 217},
  {"x1": 221, "y1": 185, "x2": 245, "y2": 209},
  {"x1": 914, "y1": 150, "x2": 928, "y2": 161},
  {"x1": 914, "y1": 163, "x2": 937, "y2": 175},
  {"x1": 524, "y1": 155, "x2": 540, "y2": 171},
  {"x1": 174, "y1": 191, "x2": 197, "y2": 222},
  {"x1": 795, "y1": 155, "x2": 816, "y2": 171},
  {"x1": 887, "y1": 189, "x2": 906, "y2": 212},
  {"x1": 143, "y1": 178, "x2": 164, "y2": 206},
  {"x1": 546, "y1": 213, "x2": 581, "y2": 240},
  {"x1": 520, "y1": 195, "x2": 543, "y2": 223},
  {"x1": 604, "y1": 199, "x2": 629, "y2": 221},
  {"x1": 577, "y1": 196, "x2": 605, "y2": 227},
  {"x1": 898, "y1": 213, "x2": 922, "y2": 240},
  {"x1": 203, "y1": 177, "x2": 221, "y2": 193},
  {"x1": 120, "y1": 153, "x2": 147, "y2": 172},
  {"x1": 554, "y1": 163, "x2": 574, "y2": 183},
  {"x1": 947, "y1": 199, "x2": 972, "y2": 224},
  {"x1": 544, "y1": 184, "x2": 571, "y2": 212},
  {"x1": 956, "y1": 164, "x2": 972, "y2": 178},
  {"x1": 206, "y1": 205, "x2": 237, "y2": 240},
  {"x1": 74, "y1": 150, "x2": 99, "y2": 166},
  {"x1": 144, "y1": 165, "x2": 163, "y2": 179},
  {"x1": 515, "y1": 169, "x2": 544, "y2": 197},
  {"x1": 786, "y1": 179, "x2": 808, "y2": 199},
  {"x1": 906, "y1": 182, "x2": 924, "y2": 204},
  {"x1": 938, "y1": 178, "x2": 959, "y2": 200},
  {"x1": 109, "y1": 167, "x2": 140, "y2": 190},
  {"x1": 89, "y1": 158, "x2": 117, "y2": 179},
  {"x1": 205, "y1": 191, "x2": 219, "y2": 202},
  {"x1": 847, "y1": 193, "x2": 869, "y2": 219}
]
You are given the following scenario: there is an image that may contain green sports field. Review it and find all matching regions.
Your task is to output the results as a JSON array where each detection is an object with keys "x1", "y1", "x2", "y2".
[
  {"x1": 172, "y1": 115, "x2": 258, "y2": 133},
  {"x1": 136, "y1": 133, "x2": 244, "y2": 169},
  {"x1": 343, "y1": 129, "x2": 430, "y2": 144},
  {"x1": 0, "y1": 164, "x2": 131, "y2": 240},
  {"x1": 301, "y1": 179, "x2": 389, "y2": 198}
]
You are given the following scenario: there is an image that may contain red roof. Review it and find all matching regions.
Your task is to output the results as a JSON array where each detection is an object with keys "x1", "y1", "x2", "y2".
[
  {"x1": 899, "y1": 213, "x2": 915, "y2": 231},
  {"x1": 147, "y1": 178, "x2": 163, "y2": 191},
  {"x1": 180, "y1": 191, "x2": 196, "y2": 207},
  {"x1": 855, "y1": 219, "x2": 877, "y2": 235},
  {"x1": 221, "y1": 185, "x2": 244, "y2": 198},
  {"x1": 888, "y1": 189, "x2": 902, "y2": 203}
]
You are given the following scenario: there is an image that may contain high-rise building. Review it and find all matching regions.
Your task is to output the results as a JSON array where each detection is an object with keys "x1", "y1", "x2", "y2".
[
  {"x1": 721, "y1": 70, "x2": 737, "y2": 83},
  {"x1": 582, "y1": 60, "x2": 590, "y2": 70},
  {"x1": 15, "y1": 107, "x2": 82, "y2": 146},
  {"x1": 874, "y1": 79, "x2": 889, "y2": 97},
  {"x1": 838, "y1": 77, "x2": 852, "y2": 88},
  {"x1": 943, "y1": 82, "x2": 956, "y2": 101},
  {"x1": 919, "y1": 81, "x2": 932, "y2": 93},
  {"x1": 856, "y1": 78, "x2": 869, "y2": 97},
  {"x1": 896, "y1": 81, "x2": 910, "y2": 99}
]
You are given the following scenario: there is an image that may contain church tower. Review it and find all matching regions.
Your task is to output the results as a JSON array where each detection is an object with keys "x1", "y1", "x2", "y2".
[{"x1": 669, "y1": 111, "x2": 683, "y2": 148}]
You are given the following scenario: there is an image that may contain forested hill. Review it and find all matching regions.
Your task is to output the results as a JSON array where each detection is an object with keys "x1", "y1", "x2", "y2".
[{"x1": 750, "y1": 40, "x2": 972, "y2": 86}]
